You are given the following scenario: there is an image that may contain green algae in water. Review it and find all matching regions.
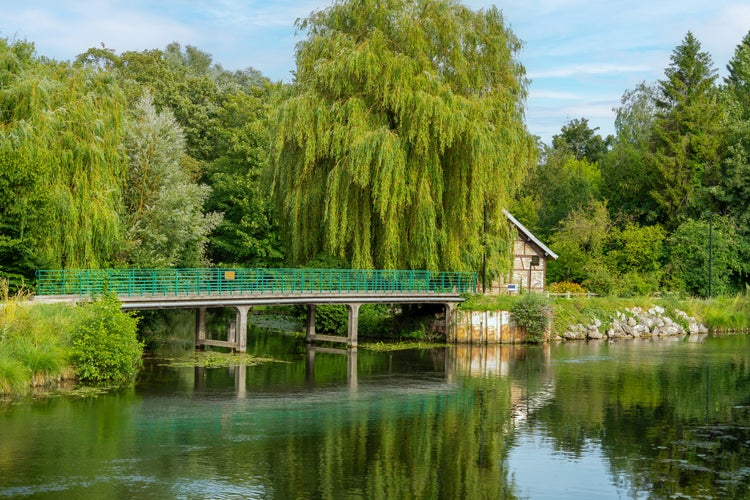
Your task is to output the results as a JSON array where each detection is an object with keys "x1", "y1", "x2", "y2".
[{"x1": 158, "y1": 351, "x2": 288, "y2": 368}]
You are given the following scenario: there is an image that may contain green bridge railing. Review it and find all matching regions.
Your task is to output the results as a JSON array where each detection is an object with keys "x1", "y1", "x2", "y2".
[{"x1": 35, "y1": 268, "x2": 478, "y2": 297}]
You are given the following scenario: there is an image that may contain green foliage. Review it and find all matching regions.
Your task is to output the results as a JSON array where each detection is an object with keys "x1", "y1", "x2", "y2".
[
  {"x1": 649, "y1": 32, "x2": 723, "y2": 229},
  {"x1": 551, "y1": 117, "x2": 612, "y2": 164},
  {"x1": 273, "y1": 0, "x2": 535, "y2": 271},
  {"x1": 547, "y1": 200, "x2": 610, "y2": 284},
  {"x1": 664, "y1": 216, "x2": 741, "y2": 297},
  {"x1": 358, "y1": 304, "x2": 392, "y2": 337},
  {"x1": 725, "y1": 32, "x2": 750, "y2": 118},
  {"x1": 0, "y1": 38, "x2": 128, "y2": 270},
  {"x1": 526, "y1": 152, "x2": 602, "y2": 239},
  {"x1": 606, "y1": 223, "x2": 665, "y2": 275},
  {"x1": 204, "y1": 88, "x2": 284, "y2": 267},
  {"x1": 459, "y1": 293, "x2": 519, "y2": 312},
  {"x1": 510, "y1": 293, "x2": 550, "y2": 343},
  {"x1": 70, "y1": 296, "x2": 143, "y2": 385},
  {"x1": 314, "y1": 305, "x2": 349, "y2": 335},
  {"x1": 0, "y1": 353, "x2": 28, "y2": 395},
  {"x1": 601, "y1": 83, "x2": 660, "y2": 223},
  {"x1": 123, "y1": 95, "x2": 222, "y2": 267},
  {"x1": 688, "y1": 294, "x2": 750, "y2": 330},
  {"x1": 0, "y1": 295, "x2": 77, "y2": 395}
]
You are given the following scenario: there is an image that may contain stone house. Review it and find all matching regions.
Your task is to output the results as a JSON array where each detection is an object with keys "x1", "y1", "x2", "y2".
[{"x1": 490, "y1": 209, "x2": 558, "y2": 293}]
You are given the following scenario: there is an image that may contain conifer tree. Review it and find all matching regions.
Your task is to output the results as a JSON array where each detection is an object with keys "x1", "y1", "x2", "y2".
[
  {"x1": 649, "y1": 32, "x2": 723, "y2": 228},
  {"x1": 725, "y1": 30, "x2": 750, "y2": 119},
  {"x1": 273, "y1": 0, "x2": 535, "y2": 272}
]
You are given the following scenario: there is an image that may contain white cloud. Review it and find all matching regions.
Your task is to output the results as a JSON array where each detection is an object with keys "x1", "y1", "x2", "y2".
[
  {"x1": 2, "y1": 2, "x2": 194, "y2": 61},
  {"x1": 529, "y1": 63, "x2": 650, "y2": 79},
  {"x1": 696, "y1": 4, "x2": 750, "y2": 66}
]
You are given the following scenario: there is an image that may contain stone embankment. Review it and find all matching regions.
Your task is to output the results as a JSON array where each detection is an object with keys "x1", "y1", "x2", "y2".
[{"x1": 560, "y1": 306, "x2": 708, "y2": 341}]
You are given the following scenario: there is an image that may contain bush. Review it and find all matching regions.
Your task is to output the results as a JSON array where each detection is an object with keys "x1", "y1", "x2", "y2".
[
  {"x1": 549, "y1": 281, "x2": 586, "y2": 294},
  {"x1": 71, "y1": 296, "x2": 143, "y2": 385},
  {"x1": 510, "y1": 293, "x2": 551, "y2": 343}
]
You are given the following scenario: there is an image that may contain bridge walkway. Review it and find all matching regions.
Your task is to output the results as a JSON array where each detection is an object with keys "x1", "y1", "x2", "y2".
[{"x1": 35, "y1": 268, "x2": 477, "y2": 351}]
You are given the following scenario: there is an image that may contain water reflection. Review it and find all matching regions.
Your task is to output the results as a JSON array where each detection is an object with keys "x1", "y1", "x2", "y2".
[
  {"x1": 2, "y1": 333, "x2": 750, "y2": 498},
  {"x1": 305, "y1": 346, "x2": 358, "y2": 390}
]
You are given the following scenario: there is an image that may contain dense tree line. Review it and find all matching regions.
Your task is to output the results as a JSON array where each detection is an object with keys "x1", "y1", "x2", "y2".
[
  {"x1": 517, "y1": 31, "x2": 750, "y2": 297},
  {"x1": 0, "y1": 38, "x2": 283, "y2": 289},
  {"x1": 2, "y1": 0, "x2": 750, "y2": 298},
  {"x1": 0, "y1": 0, "x2": 535, "y2": 290}
]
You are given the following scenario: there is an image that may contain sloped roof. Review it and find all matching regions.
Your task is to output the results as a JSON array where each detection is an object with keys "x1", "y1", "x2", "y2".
[{"x1": 502, "y1": 209, "x2": 558, "y2": 260}]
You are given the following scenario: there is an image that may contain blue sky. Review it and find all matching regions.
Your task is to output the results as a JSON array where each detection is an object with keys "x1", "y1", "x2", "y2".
[{"x1": 2, "y1": 1, "x2": 749, "y2": 144}]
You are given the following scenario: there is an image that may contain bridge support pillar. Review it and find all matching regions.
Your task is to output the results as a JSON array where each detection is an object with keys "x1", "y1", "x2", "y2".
[
  {"x1": 347, "y1": 303, "x2": 361, "y2": 348},
  {"x1": 305, "y1": 304, "x2": 316, "y2": 343},
  {"x1": 234, "y1": 305, "x2": 252, "y2": 353},
  {"x1": 445, "y1": 303, "x2": 455, "y2": 343},
  {"x1": 195, "y1": 307, "x2": 207, "y2": 348}
]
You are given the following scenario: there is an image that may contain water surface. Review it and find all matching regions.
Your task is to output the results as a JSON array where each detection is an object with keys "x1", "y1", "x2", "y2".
[{"x1": 1, "y1": 331, "x2": 749, "y2": 499}]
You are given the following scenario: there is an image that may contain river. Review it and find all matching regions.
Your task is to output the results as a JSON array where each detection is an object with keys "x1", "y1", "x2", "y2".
[{"x1": 1, "y1": 325, "x2": 749, "y2": 499}]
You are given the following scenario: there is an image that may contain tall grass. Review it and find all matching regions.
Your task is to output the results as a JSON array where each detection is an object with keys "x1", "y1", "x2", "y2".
[
  {"x1": 684, "y1": 295, "x2": 750, "y2": 331},
  {"x1": 0, "y1": 283, "x2": 77, "y2": 396}
]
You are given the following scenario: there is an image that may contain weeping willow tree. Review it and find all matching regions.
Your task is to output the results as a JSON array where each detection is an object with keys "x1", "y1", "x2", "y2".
[
  {"x1": 273, "y1": 0, "x2": 536, "y2": 272},
  {"x1": 0, "y1": 39, "x2": 127, "y2": 269}
]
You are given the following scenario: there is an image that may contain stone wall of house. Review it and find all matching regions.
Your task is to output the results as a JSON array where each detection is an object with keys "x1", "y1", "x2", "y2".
[{"x1": 486, "y1": 236, "x2": 548, "y2": 294}]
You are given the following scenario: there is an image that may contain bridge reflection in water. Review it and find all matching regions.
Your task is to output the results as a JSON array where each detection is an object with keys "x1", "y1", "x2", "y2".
[{"x1": 190, "y1": 344, "x2": 553, "y2": 405}]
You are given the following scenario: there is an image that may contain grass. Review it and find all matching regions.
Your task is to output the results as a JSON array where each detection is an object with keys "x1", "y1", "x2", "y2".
[
  {"x1": 459, "y1": 292, "x2": 750, "y2": 337},
  {"x1": 683, "y1": 295, "x2": 750, "y2": 331},
  {"x1": 0, "y1": 282, "x2": 79, "y2": 396},
  {"x1": 0, "y1": 353, "x2": 28, "y2": 395}
]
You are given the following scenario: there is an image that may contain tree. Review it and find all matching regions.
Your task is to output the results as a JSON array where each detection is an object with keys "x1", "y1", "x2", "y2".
[
  {"x1": 604, "y1": 223, "x2": 665, "y2": 295},
  {"x1": 204, "y1": 88, "x2": 285, "y2": 267},
  {"x1": 718, "y1": 31, "x2": 750, "y2": 231},
  {"x1": 273, "y1": 0, "x2": 535, "y2": 272},
  {"x1": 600, "y1": 83, "x2": 661, "y2": 223},
  {"x1": 648, "y1": 32, "x2": 723, "y2": 229},
  {"x1": 524, "y1": 152, "x2": 601, "y2": 239},
  {"x1": 79, "y1": 42, "x2": 283, "y2": 268},
  {"x1": 664, "y1": 216, "x2": 742, "y2": 297},
  {"x1": 122, "y1": 95, "x2": 222, "y2": 267},
  {"x1": 551, "y1": 118, "x2": 611, "y2": 164},
  {"x1": 1, "y1": 39, "x2": 128, "y2": 270},
  {"x1": 547, "y1": 200, "x2": 611, "y2": 286},
  {"x1": 724, "y1": 30, "x2": 750, "y2": 120}
]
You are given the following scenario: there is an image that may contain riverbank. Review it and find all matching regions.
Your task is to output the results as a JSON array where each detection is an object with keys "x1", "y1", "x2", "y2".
[
  {"x1": 3, "y1": 292, "x2": 750, "y2": 398},
  {"x1": 459, "y1": 293, "x2": 750, "y2": 341},
  {"x1": 0, "y1": 294, "x2": 142, "y2": 398}
]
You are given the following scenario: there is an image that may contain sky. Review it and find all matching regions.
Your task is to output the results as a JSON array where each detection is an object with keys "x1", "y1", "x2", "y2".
[{"x1": 2, "y1": 0, "x2": 749, "y2": 144}]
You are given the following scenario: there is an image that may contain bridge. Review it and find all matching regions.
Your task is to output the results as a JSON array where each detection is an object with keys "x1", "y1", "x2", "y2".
[{"x1": 35, "y1": 268, "x2": 477, "y2": 351}]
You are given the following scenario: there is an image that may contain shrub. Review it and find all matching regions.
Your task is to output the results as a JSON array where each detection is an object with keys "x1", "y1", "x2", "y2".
[
  {"x1": 314, "y1": 304, "x2": 349, "y2": 334},
  {"x1": 510, "y1": 293, "x2": 551, "y2": 343},
  {"x1": 549, "y1": 281, "x2": 586, "y2": 294},
  {"x1": 71, "y1": 296, "x2": 143, "y2": 385}
]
